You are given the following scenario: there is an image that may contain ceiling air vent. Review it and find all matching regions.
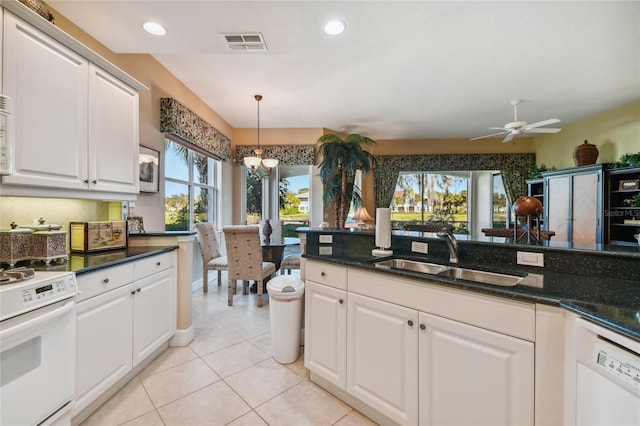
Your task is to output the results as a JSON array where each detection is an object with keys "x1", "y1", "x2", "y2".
[{"x1": 223, "y1": 33, "x2": 267, "y2": 51}]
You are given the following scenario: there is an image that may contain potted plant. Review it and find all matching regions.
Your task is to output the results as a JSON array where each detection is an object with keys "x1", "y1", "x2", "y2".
[
  {"x1": 527, "y1": 164, "x2": 556, "y2": 179},
  {"x1": 317, "y1": 133, "x2": 376, "y2": 229}
]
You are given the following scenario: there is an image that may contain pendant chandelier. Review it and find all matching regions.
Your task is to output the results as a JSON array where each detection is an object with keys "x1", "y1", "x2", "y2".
[{"x1": 244, "y1": 94, "x2": 279, "y2": 175}]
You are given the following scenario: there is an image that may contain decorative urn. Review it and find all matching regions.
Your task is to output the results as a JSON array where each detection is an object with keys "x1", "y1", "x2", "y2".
[
  {"x1": 573, "y1": 140, "x2": 599, "y2": 166},
  {"x1": 513, "y1": 196, "x2": 543, "y2": 217}
]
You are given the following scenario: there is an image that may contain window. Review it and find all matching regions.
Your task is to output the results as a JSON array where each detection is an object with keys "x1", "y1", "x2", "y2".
[
  {"x1": 391, "y1": 172, "x2": 469, "y2": 233},
  {"x1": 164, "y1": 139, "x2": 218, "y2": 231},
  {"x1": 279, "y1": 165, "x2": 311, "y2": 236},
  {"x1": 492, "y1": 173, "x2": 511, "y2": 228}
]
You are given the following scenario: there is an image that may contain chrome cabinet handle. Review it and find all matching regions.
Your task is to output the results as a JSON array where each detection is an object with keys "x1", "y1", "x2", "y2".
[
  {"x1": 92, "y1": 180, "x2": 97, "y2": 184},
  {"x1": 131, "y1": 290, "x2": 136, "y2": 295},
  {"x1": 103, "y1": 278, "x2": 109, "y2": 284},
  {"x1": 339, "y1": 298, "x2": 344, "y2": 304},
  {"x1": 321, "y1": 272, "x2": 326, "y2": 277},
  {"x1": 136, "y1": 288, "x2": 141, "y2": 293},
  {"x1": 407, "y1": 320, "x2": 414, "y2": 327},
  {"x1": 156, "y1": 262, "x2": 161, "y2": 266},
  {"x1": 419, "y1": 324, "x2": 426, "y2": 330}
]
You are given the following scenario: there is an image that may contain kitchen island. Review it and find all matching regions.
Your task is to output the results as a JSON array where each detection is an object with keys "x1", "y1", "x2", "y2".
[{"x1": 298, "y1": 228, "x2": 640, "y2": 426}]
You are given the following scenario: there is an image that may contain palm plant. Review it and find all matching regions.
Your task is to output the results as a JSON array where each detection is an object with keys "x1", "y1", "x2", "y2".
[{"x1": 317, "y1": 133, "x2": 376, "y2": 229}]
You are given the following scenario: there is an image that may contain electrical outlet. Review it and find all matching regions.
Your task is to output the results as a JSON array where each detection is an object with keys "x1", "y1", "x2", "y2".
[
  {"x1": 319, "y1": 246, "x2": 332, "y2": 255},
  {"x1": 517, "y1": 251, "x2": 544, "y2": 267},
  {"x1": 319, "y1": 235, "x2": 333, "y2": 244},
  {"x1": 411, "y1": 241, "x2": 429, "y2": 254}
]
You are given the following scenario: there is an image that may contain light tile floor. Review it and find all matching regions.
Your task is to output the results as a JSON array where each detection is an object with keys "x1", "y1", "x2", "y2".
[{"x1": 80, "y1": 271, "x2": 378, "y2": 426}]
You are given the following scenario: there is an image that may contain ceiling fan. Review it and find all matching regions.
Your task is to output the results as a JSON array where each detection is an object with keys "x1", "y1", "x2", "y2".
[{"x1": 471, "y1": 100, "x2": 561, "y2": 143}]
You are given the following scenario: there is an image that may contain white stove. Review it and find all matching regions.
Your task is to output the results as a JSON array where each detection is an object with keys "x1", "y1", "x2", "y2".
[
  {"x1": 0, "y1": 267, "x2": 78, "y2": 321},
  {"x1": 0, "y1": 268, "x2": 78, "y2": 425}
]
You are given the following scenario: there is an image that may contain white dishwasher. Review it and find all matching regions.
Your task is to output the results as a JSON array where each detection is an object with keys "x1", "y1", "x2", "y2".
[{"x1": 571, "y1": 317, "x2": 640, "y2": 426}]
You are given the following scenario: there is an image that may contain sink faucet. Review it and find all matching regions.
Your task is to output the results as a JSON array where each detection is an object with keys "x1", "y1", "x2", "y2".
[{"x1": 437, "y1": 228, "x2": 459, "y2": 264}]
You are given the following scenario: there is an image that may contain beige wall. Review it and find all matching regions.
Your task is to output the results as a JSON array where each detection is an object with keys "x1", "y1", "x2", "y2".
[{"x1": 533, "y1": 100, "x2": 640, "y2": 169}]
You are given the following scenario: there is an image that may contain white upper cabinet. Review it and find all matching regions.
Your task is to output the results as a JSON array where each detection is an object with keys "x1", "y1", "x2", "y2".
[
  {"x1": 89, "y1": 64, "x2": 139, "y2": 193},
  {"x1": 1, "y1": 9, "x2": 145, "y2": 197},
  {"x1": 2, "y1": 12, "x2": 88, "y2": 189}
]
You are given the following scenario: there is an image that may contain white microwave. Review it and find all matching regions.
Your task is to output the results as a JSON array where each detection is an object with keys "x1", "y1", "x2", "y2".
[{"x1": 0, "y1": 95, "x2": 12, "y2": 176}]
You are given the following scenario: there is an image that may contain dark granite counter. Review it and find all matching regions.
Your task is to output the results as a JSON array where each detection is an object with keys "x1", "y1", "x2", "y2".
[
  {"x1": 299, "y1": 228, "x2": 640, "y2": 342},
  {"x1": 17, "y1": 246, "x2": 178, "y2": 275}
]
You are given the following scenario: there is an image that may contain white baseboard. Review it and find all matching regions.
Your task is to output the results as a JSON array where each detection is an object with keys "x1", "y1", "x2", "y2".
[{"x1": 169, "y1": 325, "x2": 194, "y2": 346}]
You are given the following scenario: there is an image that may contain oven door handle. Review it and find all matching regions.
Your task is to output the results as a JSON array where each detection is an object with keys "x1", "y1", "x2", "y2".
[{"x1": 0, "y1": 300, "x2": 75, "y2": 340}]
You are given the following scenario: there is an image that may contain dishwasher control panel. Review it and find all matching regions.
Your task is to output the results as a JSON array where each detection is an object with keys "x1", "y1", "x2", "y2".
[{"x1": 596, "y1": 348, "x2": 640, "y2": 389}]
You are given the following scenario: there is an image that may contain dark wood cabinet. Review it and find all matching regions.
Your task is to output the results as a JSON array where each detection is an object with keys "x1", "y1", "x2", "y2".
[{"x1": 605, "y1": 167, "x2": 640, "y2": 246}]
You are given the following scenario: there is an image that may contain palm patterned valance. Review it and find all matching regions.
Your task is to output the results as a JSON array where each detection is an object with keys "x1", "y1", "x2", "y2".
[
  {"x1": 160, "y1": 98, "x2": 232, "y2": 161},
  {"x1": 374, "y1": 153, "x2": 536, "y2": 208}
]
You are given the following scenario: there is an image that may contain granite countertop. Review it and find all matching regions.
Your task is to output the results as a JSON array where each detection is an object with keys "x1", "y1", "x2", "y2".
[
  {"x1": 303, "y1": 251, "x2": 640, "y2": 342},
  {"x1": 19, "y1": 246, "x2": 178, "y2": 275}
]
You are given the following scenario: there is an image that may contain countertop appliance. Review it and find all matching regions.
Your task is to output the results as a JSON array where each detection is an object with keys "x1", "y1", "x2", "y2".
[
  {"x1": 571, "y1": 317, "x2": 640, "y2": 425},
  {"x1": 0, "y1": 267, "x2": 78, "y2": 425}
]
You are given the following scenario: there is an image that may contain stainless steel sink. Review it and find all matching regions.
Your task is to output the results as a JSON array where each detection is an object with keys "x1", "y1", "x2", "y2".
[
  {"x1": 374, "y1": 258, "x2": 450, "y2": 275},
  {"x1": 438, "y1": 267, "x2": 525, "y2": 287},
  {"x1": 373, "y1": 258, "x2": 526, "y2": 287}
]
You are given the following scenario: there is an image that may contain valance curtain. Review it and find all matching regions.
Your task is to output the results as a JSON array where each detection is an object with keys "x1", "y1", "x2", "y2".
[
  {"x1": 160, "y1": 98, "x2": 232, "y2": 161},
  {"x1": 236, "y1": 145, "x2": 315, "y2": 166},
  {"x1": 374, "y1": 153, "x2": 536, "y2": 208}
]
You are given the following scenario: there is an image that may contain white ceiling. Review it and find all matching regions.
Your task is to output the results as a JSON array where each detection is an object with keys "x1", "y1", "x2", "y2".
[{"x1": 47, "y1": 0, "x2": 640, "y2": 141}]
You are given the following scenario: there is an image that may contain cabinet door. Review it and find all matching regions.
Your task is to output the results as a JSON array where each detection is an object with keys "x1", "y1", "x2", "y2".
[
  {"x1": 347, "y1": 293, "x2": 418, "y2": 425},
  {"x1": 304, "y1": 281, "x2": 347, "y2": 389},
  {"x1": 88, "y1": 64, "x2": 139, "y2": 193},
  {"x1": 419, "y1": 312, "x2": 534, "y2": 426},
  {"x1": 2, "y1": 12, "x2": 88, "y2": 189},
  {"x1": 132, "y1": 268, "x2": 176, "y2": 366},
  {"x1": 546, "y1": 174, "x2": 570, "y2": 241},
  {"x1": 572, "y1": 172, "x2": 599, "y2": 244},
  {"x1": 74, "y1": 284, "x2": 133, "y2": 415}
]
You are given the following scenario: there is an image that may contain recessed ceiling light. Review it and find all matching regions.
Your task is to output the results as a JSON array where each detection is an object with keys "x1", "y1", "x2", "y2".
[
  {"x1": 324, "y1": 20, "x2": 345, "y2": 35},
  {"x1": 143, "y1": 21, "x2": 167, "y2": 36}
]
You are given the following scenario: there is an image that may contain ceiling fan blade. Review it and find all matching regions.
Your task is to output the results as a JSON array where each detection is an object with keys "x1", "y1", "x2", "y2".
[
  {"x1": 502, "y1": 133, "x2": 515, "y2": 143},
  {"x1": 470, "y1": 131, "x2": 509, "y2": 141},
  {"x1": 524, "y1": 118, "x2": 560, "y2": 129},
  {"x1": 524, "y1": 127, "x2": 562, "y2": 134},
  {"x1": 489, "y1": 127, "x2": 507, "y2": 130}
]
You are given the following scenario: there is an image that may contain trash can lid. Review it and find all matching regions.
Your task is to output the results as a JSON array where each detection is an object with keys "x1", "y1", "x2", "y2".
[{"x1": 267, "y1": 275, "x2": 304, "y2": 296}]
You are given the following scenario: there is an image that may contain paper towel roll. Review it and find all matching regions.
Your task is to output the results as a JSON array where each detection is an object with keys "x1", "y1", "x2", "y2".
[{"x1": 373, "y1": 208, "x2": 393, "y2": 256}]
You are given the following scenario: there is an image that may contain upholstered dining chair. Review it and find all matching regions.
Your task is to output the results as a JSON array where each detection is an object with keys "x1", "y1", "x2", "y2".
[
  {"x1": 195, "y1": 223, "x2": 228, "y2": 293},
  {"x1": 280, "y1": 254, "x2": 301, "y2": 275},
  {"x1": 223, "y1": 225, "x2": 276, "y2": 307}
]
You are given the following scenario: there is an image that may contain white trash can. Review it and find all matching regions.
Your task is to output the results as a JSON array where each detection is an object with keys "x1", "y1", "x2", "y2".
[{"x1": 267, "y1": 275, "x2": 305, "y2": 364}]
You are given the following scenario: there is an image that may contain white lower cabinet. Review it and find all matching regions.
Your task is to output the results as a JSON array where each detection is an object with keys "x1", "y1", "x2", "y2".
[
  {"x1": 132, "y1": 269, "x2": 175, "y2": 365},
  {"x1": 419, "y1": 311, "x2": 534, "y2": 426},
  {"x1": 75, "y1": 284, "x2": 133, "y2": 412},
  {"x1": 304, "y1": 281, "x2": 347, "y2": 389},
  {"x1": 73, "y1": 252, "x2": 176, "y2": 418},
  {"x1": 347, "y1": 293, "x2": 418, "y2": 425},
  {"x1": 304, "y1": 260, "x2": 535, "y2": 426}
]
